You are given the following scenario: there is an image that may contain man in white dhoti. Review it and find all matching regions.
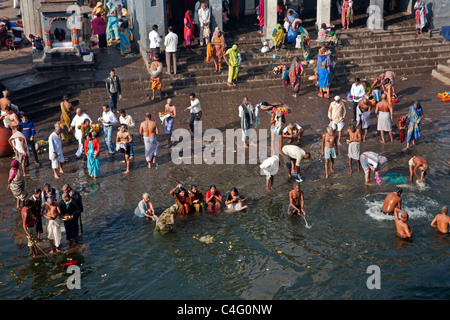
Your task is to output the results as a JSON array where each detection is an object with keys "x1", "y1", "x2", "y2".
[
  {"x1": 70, "y1": 108, "x2": 92, "y2": 158},
  {"x1": 375, "y1": 93, "x2": 393, "y2": 144},
  {"x1": 43, "y1": 197, "x2": 62, "y2": 253},
  {"x1": 49, "y1": 124, "x2": 64, "y2": 179},
  {"x1": 139, "y1": 113, "x2": 159, "y2": 169}
]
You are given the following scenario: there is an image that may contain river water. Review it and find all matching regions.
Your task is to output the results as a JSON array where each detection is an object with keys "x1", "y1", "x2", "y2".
[{"x1": 0, "y1": 120, "x2": 448, "y2": 300}]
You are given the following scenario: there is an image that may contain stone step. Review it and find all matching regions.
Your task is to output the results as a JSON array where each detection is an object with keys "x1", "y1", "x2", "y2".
[
  {"x1": 437, "y1": 63, "x2": 450, "y2": 75},
  {"x1": 173, "y1": 39, "x2": 450, "y2": 66},
  {"x1": 431, "y1": 69, "x2": 450, "y2": 87},
  {"x1": 432, "y1": 63, "x2": 450, "y2": 86}
]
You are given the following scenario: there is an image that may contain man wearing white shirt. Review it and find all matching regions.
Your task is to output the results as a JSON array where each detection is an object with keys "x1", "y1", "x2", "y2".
[
  {"x1": 101, "y1": 104, "x2": 119, "y2": 154},
  {"x1": 184, "y1": 92, "x2": 202, "y2": 134},
  {"x1": 149, "y1": 24, "x2": 162, "y2": 60},
  {"x1": 70, "y1": 108, "x2": 92, "y2": 159},
  {"x1": 164, "y1": 26, "x2": 178, "y2": 75},
  {"x1": 119, "y1": 109, "x2": 135, "y2": 158},
  {"x1": 49, "y1": 124, "x2": 64, "y2": 180},
  {"x1": 328, "y1": 95, "x2": 346, "y2": 144},
  {"x1": 198, "y1": 2, "x2": 211, "y2": 46},
  {"x1": 350, "y1": 78, "x2": 365, "y2": 122}
]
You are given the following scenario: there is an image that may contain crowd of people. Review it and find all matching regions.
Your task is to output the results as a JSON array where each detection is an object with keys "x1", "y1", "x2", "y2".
[{"x1": 0, "y1": 0, "x2": 447, "y2": 258}]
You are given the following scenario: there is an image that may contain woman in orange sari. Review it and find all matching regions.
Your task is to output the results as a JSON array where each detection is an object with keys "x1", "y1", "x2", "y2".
[
  {"x1": 184, "y1": 10, "x2": 195, "y2": 52},
  {"x1": 211, "y1": 27, "x2": 225, "y2": 72}
]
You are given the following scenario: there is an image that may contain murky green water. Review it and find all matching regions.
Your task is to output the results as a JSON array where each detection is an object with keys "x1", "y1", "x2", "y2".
[{"x1": 0, "y1": 123, "x2": 449, "y2": 300}]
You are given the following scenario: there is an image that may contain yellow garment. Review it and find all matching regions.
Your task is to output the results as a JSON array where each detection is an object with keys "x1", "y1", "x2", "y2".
[
  {"x1": 273, "y1": 28, "x2": 284, "y2": 45},
  {"x1": 60, "y1": 102, "x2": 74, "y2": 141},
  {"x1": 206, "y1": 43, "x2": 214, "y2": 62},
  {"x1": 152, "y1": 81, "x2": 162, "y2": 90}
]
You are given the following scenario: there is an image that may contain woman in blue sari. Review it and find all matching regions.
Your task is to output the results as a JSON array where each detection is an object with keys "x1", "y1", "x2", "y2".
[
  {"x1": 285, "y1": 9, "x2": 299, "y2": 43},
  {"x1": 118, "y1": 19, "x2": 131, "y2": 55},
  {"x1": 106, "y1": 1, "x2": 120, "y2": 42},
  {"x1": 84, "y1": 133, "x2": 100, "y2": 180},
  {"x1": 317, "y1": 46, "x2": 334, "y2": 77},
  {"x1": 317, "y1": 61, "x2": 330, "y2": 98},
  {"x1": 405, "y1": 101, "x2": 423, "y2": 149}
]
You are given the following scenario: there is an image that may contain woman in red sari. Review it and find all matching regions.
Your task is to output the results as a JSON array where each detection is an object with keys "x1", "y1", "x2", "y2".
[
  {"x1": 289, "y1": 57, "x2": 303, "y2": 98},
  {"x1": 184, "y1": 10, "x2": 195, "y2": 52}
]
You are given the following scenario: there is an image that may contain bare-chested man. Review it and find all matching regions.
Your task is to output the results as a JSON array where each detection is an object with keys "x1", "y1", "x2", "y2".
[
  {"x1": 430, "y1": 206, "x2": 450, "y2": 234},
  {"x1": 3, "y1": 106, "x2": 19, "y2": 128},
  {"x1": 116, "y1": 123, "x2": 133, "y2": 174},
  {"x1": 408, "y1": 156, "x2": 429, "y2": 185},
  {"x1": 394, "y1": 208, "x2": 412, "y2": 239},
  {"x1": 0, "y1": 90, "x2": 12, "y2": 111},
  {"x1": 356, "y1": 98, "x2": 372, "y2": 142},
  {"x1": 346, "y1": 124, "x2": 361, "y2": 174},
  {"x1": 375, "y1": 93, "x2": 393, "y2": 144},
  {"x1": 371, "y1": 74, "x2": 384, "y2": 103},
  {"x1": 139, "y1": 113, "x2": 159, "y2": 169},
  {"x1": 42, "y1": 197, "x2": 61, "y2": 253},
  {"x1": 322, "y1": 126, "x2": 338, "y2": 178},
  {"x1": 163, "y1": 98, "x2": 176, "y2": 148},
  {"x1": 287, "y1": 182, "x2": 305, "y2": 216},
  {"x1": 381, "y1": 188, "x2": 402, "y2": 215},
  {"x1": 149, "y1": 55, "x2": 163, "y2": 100}
]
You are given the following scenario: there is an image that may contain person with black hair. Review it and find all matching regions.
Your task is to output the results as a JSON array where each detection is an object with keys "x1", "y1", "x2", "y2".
[
  {"x1": 185, "y1": 93, "x2": 202, "y2": 134},
  {"x1": 225, "y1": 187, "x2": 247, "y2": 211}
]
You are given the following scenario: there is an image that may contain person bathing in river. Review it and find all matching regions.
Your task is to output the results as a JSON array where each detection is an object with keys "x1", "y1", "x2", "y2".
[
  {"x1": 170, "y1": 184, "x2": 191, "y2": 215},
  {"x1": 134, "y1": 193, "x2": 157, "y2": 221},
  {"x1": 287, "y1": 182, "x2": 305, "y2": 216},
  {"x1": 430, "y1": 206, "x2": 450, "y2": 234},
  {"x1": 188, "y1": 185, "x2": 205, "y2": 213},
  {"x1": 381, "y1": 188, "x2": 402, "y2": 215},
  {"x1": 205, "y1": 185, "x2": 222, "y2": 213},
  {"x1": 394, "y1": 208, "x2": 413, "y2": 240},
  {"x1": 224, "y1": 187, "x2": 247, "y2": 211}
]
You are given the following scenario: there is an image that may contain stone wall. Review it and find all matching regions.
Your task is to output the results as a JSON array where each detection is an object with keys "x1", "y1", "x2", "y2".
[{"x1": 429, "y1": 0, "x2": 450, "y2": 30}]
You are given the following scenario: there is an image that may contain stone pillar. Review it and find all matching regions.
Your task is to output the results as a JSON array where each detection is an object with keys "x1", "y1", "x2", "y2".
[
  {"x1": 71, "y1": 28, "x2": 80, "y2": 52},
  {"x1": 367, "y1": 0, "x2": 384, "y2": 30},
  {"x1": 244, "y1": 0, "x2": 255, "y2": 15},
  {"x1": 143, "y1": 0, "x2": 166, "y2": 49},
  {"x1": 210, "y1": 0, "x2": 223, "y2": 32},
  {"x1": 43, "y1": 29, "x2": 51, "y2": 53},
  {"x1": 316, "y1": 0, "x2": 331, "y2": 29},
  {"x1": 264, "y1": 0, "x2": 277, "y2": 39}
]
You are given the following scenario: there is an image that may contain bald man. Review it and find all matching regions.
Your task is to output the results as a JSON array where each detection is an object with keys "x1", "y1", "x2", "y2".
[
  {"x1": 430, "y1": 206, "x2": 450, "y2": 234},
  {"x1": 394, "y1": 208, "x2": 412, "y2": 239}
]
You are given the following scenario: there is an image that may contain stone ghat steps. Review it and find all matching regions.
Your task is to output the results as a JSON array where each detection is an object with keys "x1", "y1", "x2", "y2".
[
  {"x1": 431, "y1": 61, "x2": 450, "y2": 86},
  {"x1": 66, "y1": 64, "x2": 439, "y2": 103},
  {"x1": 175, "y1": 35, "x2": 450, "y2": 64},
  {"x1": 144, "y1": 52, "x2": 447, "y2": 86}
]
